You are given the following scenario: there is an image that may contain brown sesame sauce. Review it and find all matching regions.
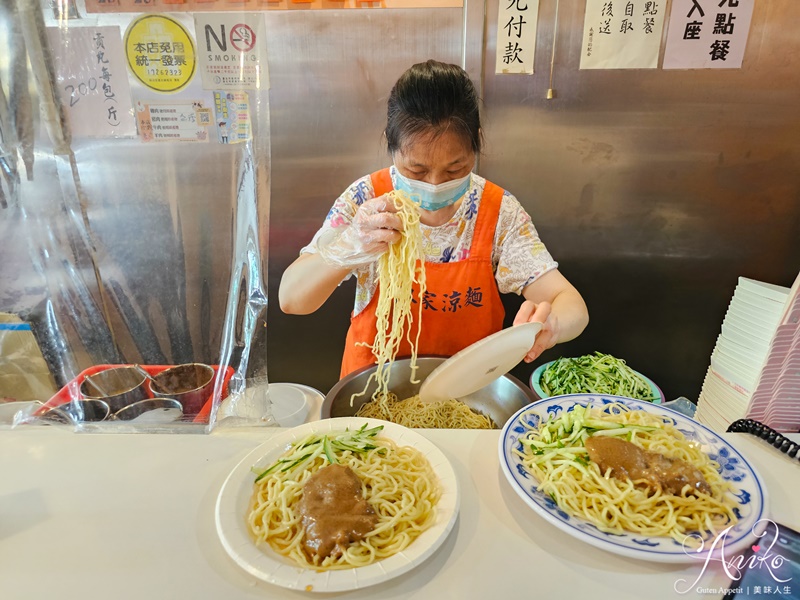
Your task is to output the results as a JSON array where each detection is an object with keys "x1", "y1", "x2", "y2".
[
  {"x1": 297, "y1": 464, "x2": 379, "y2": 564},
  {"x1": 585, "y1": 436, "x2": 712, "y2": 496}
]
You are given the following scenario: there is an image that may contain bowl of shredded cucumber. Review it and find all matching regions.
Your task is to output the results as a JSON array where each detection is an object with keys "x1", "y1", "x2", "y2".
[{"x1": 529, "y1": 352, "x2": 664, "y2": 404}]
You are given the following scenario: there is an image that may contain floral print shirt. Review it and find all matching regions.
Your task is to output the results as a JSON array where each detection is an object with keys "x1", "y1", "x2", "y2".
[{"x1": 301, "y1": 167, "x2": 558, "y2": 316}]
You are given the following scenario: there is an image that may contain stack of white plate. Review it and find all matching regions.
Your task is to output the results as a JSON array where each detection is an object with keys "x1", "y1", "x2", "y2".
[{"x1": 696, "y1": 275, "x2": 800, "y2": 432}]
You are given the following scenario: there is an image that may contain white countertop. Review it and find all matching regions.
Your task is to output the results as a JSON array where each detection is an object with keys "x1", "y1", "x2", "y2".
[{"x1": 0, "y1": 426, "x2": 797, "y2": 599}]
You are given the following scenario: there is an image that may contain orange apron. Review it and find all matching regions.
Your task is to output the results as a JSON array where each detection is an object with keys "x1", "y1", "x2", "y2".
[{"x1": 340, "y1": 168, "x2": 505, "y2": 377}]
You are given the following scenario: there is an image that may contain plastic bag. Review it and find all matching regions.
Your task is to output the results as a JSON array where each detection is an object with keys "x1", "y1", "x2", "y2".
[{"x1": 0, "y1": 2, "x2": 274, "y2": 432}]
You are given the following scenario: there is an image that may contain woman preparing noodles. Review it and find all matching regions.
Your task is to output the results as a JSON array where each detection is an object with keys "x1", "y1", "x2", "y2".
[{"x1": 279, "y1": 60, "x2": 589, "y2": 380}]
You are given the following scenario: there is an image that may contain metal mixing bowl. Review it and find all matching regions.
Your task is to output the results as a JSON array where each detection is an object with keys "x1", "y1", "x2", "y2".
[{"x1": 322, "y1": 356, "x2": 537, "y2": 428}]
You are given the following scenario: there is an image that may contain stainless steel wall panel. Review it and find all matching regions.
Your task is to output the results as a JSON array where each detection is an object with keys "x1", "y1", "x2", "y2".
[{"x1": 479, "y1": 0, "x2": 800, "y2": 399}]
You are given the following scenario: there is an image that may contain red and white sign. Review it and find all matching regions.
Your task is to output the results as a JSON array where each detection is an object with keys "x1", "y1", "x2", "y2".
[{"x1": 229, "y1": 24, "x2": 256, "y2": 53}]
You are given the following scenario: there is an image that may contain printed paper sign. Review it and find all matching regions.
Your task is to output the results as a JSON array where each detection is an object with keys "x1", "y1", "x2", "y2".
[
  {"x1": 136, "y1": 100, "x2": 210, "y2": 143},
  {"x1": 213, "y1": 91, "x2": 252, "y2": 144},
  {"x1": 663, "y1": 0, "x2": 754, "y2": 69},
  {"x1": 124, "y1": 14, "x2": 197, "y2": 93},
  {"x1": 495, "y1": 0, "x2": 540, "y2": 74},
  {"x1": 46, "y1": 26, "x2": 135, "y2": 137},
  {"x1": 580, "y1": 0, "x2": 666, "y2": 69},
  {"x1": 194, "y1": 13, "x2": 268, "y2": 90}
]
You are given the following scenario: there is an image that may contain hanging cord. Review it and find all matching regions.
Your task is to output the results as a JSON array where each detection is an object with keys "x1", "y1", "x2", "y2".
[
  {"x1": 546, "y1": 0, "x2": 560, "y2": 99},
  {"x1": 727, "y1": 419, "x2": 800, "y2": 461}
]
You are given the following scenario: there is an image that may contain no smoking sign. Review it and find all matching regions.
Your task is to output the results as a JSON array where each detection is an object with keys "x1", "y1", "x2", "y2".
[
  {"x1": 230, "y1": 24, "x2": 256, "y2": 53},
  {"x1": 194, "y1": 14, "x2": 265, "y2": 90}
]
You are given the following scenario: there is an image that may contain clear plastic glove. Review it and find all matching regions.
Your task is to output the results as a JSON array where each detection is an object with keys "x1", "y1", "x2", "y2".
[
  {"x1": 315, "y1": 195, "x2": 403, "y2": 269},
  {"x1": 513, "y1": 300, "x2": 559, "y2": 363}
]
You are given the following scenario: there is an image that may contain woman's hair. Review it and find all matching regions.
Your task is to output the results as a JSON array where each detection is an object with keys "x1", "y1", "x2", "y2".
[{"x1": 386, "y1": 60, "x2": 482, "y2": 155}]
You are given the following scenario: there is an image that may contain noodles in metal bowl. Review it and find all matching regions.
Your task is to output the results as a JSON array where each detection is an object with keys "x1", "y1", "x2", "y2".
[
  {"x1": 215, "y1": 417, "x2": 459, "y2": 592},
  {"x1": 498, "y1": 394, "x2": 767, "y2": 563},
  {"x1": 324, "y1": 357, "x2": 536, "y2": 428}
]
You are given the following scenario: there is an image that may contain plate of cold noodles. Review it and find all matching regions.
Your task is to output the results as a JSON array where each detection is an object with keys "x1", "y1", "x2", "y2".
[
  {"x1": 498, "y1": 394, "x2": 767, "y2": 563},
  {"x1": 215, "y1": 417, "x2": 459, "y2": 592}
]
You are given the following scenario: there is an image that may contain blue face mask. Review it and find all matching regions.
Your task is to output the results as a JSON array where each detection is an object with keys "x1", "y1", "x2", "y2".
[{"x1": 393, "y1": 170, "x2": 472, "y2": 211}]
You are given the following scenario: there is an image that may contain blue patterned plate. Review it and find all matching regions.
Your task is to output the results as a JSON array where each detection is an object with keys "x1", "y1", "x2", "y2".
[{"x1": 498, "y1": 394, "x2": 768, "y2": 563}]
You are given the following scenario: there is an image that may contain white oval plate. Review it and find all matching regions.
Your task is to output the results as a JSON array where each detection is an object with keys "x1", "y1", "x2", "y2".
[
  {"x1": 499, "y1": 394, "x2": 768, "y2": 563},
  {"x1": 215, "y1": 417, "x2": 459, "y2": 592},
  {"x1": 419, "y1": 322, "x2": 542, "y2": 403}
]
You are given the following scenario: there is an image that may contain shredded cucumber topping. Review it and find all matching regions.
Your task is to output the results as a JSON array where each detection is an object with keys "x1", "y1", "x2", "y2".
[
  {"x1": 252, "y1": 423, "x2": 384, "y2": 483},
  {"x1": 524, "y1": 404, "x2": 657, "y2": 464},
  {"x1": 539, "y1": 352, "x2": 657, "y2": 402}
]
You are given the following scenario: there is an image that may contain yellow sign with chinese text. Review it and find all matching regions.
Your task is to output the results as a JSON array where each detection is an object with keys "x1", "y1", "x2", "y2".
[{"x1": 124, "y1": 15, "x2": 196, "y2": 93}]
